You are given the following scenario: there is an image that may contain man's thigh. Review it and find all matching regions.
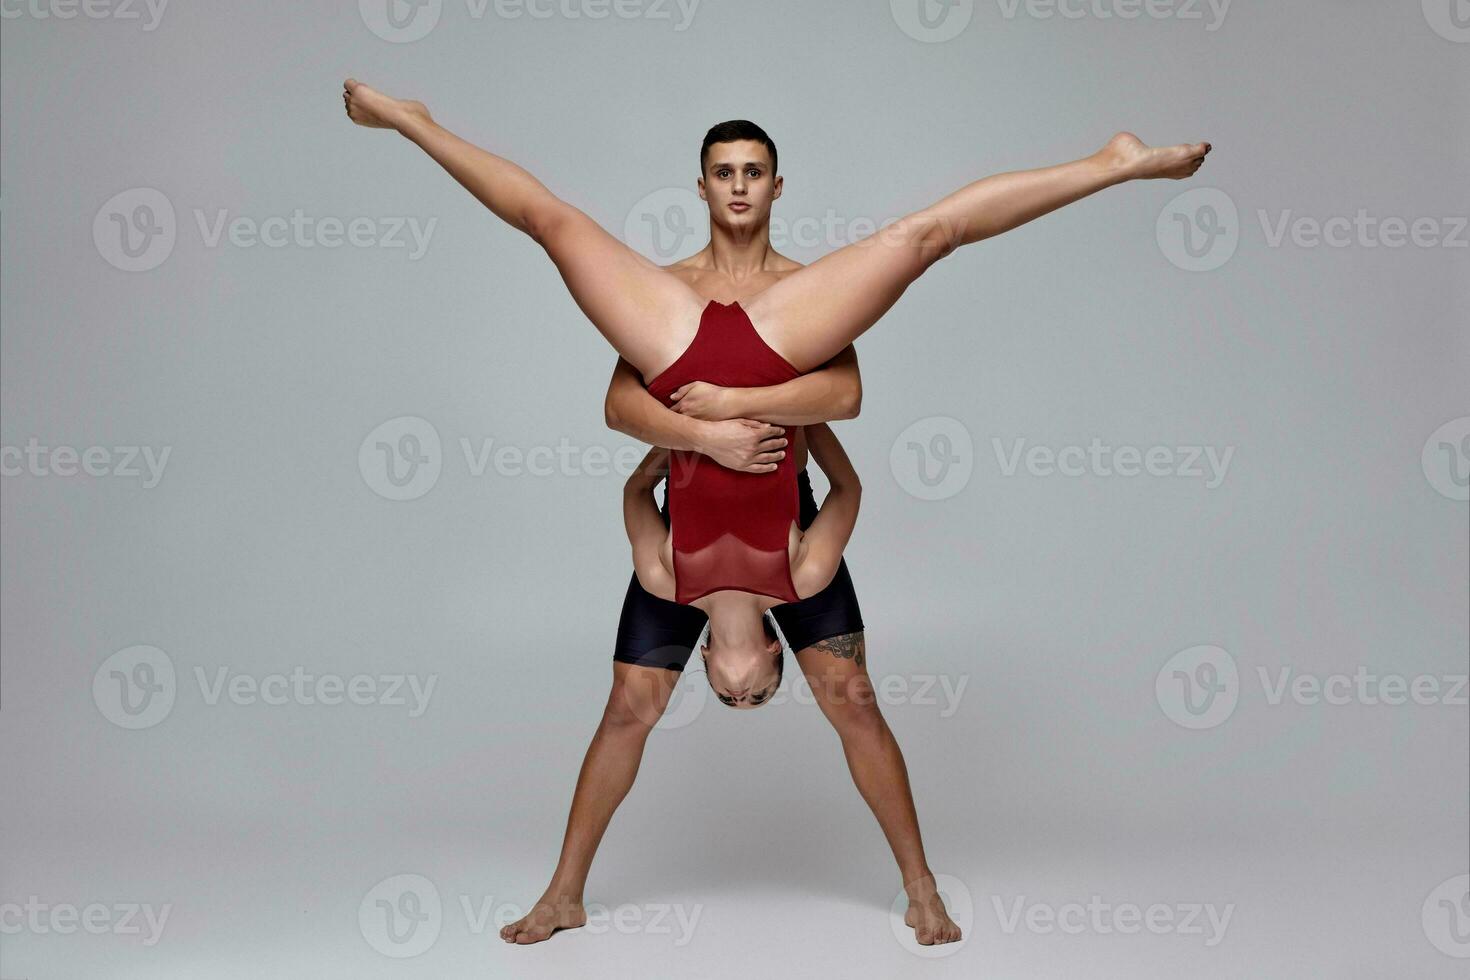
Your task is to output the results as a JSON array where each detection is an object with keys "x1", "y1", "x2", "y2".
[
  {"x1": 611, "y1": 569, "x2": 708, "y2": 672},
  {"x1": 769, "y1": 557, "x2": 864, "y2": 659}
]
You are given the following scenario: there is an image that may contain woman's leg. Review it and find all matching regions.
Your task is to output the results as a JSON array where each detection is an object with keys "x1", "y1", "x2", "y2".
[
  {"x1": 751, "y1": 132, "x2": 1212, "y2": 371},
  {"x1": 343, "y1": 80, "x2": 701, "y2": 377},
  {"x1": 499, "y1": 661, "x2": 681, "y2": 944}
]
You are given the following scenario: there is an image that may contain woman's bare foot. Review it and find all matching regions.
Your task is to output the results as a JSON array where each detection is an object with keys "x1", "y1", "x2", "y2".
[
  {"x1": 498, "y1": 892, "x2": 587, "y2": 945},
  {"x1": 903, "y1": 874, "x2": 963, "y2": 945},
  {"x1": 342, "y1": 78, "x2": 431, "y2": 133},
  {"x1": 1096, "y1": 131, "x2": 1212, "y2": 181}
]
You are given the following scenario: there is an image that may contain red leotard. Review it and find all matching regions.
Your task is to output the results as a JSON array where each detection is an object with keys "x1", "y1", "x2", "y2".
[{"x1": 645, "y1": 300, "x2": 802, "y2": 605}]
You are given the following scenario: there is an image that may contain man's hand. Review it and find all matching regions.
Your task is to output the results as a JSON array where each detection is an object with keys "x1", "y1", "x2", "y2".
[
  {"x1": 669, "y1": 381, "x2": 738, "y2": 421},
  {"x1": 695, "y1": 418, "x2": 788, "y2": 473}
]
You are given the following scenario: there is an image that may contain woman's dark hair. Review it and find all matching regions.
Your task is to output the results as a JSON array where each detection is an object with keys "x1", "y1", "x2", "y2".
[{"x1": 700, "y1": 120, "x2": 777, "y2": 177}]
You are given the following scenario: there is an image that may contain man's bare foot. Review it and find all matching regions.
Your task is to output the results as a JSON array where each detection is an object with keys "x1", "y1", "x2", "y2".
[
  {"x1": 498, "y1": 893, "x2": 587, "y2": 945},
  {"x1": 1096, "y1": 131, "x2": 1212, "y2": 181},
  {"x1": 342, "y1": 78, "x2": 431, "y2": 132},
  {"x1": 903, "y1": 874, "x2": 963, "y2": 945}
]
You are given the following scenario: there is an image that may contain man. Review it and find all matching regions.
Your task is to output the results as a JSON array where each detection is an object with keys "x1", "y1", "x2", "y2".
[{"x1": 497, "y1": 121, "x2": 960, "y2": 947}]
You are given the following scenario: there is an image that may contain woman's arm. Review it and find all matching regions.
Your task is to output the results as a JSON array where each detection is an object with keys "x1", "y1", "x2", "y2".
[
  {"x1": 667, "y1": 345, "x2": 862, "y2": 425},
  {"x1": 623, "y1": 447, "x2": 675, "y2": 600},
  {"x1": 790, "y1": 423, "x2": 862, "y2": 598},
  {"x1": 604, "y1": 358, "x2": 790, "y2": 473}
]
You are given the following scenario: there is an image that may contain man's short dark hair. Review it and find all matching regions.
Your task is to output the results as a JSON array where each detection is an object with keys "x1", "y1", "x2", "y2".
[{"x1": 701, "y1": 120, "x2": 777, "y2": 177}]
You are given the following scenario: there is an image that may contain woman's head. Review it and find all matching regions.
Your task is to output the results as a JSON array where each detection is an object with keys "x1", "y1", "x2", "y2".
[{"x1": 700, "y1": 604, "x2": 784, "y2": 710}]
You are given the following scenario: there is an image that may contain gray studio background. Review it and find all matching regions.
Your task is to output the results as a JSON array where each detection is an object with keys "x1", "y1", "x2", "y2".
[{"x1": 2, "y1": 2, "x2": 1467, "y2": 977}]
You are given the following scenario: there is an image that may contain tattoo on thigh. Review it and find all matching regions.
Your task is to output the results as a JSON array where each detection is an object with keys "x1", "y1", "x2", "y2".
[{"x1": 815, "y1": 632, "x2": 865, "y2": 668}]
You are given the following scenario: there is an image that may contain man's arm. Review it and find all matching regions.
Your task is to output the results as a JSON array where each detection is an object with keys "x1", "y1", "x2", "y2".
[
  {"x1": 667, "y1": 345, "x2": 862, "y2": 425},
  {"x1": 604, "y1": 358, "x2": 790, "y2": 474}
]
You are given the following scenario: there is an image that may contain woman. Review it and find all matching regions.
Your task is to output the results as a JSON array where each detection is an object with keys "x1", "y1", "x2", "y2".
[
  {"x1": 340, "y1": 77, "x2": 1210, "y2": 677},
  {"x1": 624, "y1": 422, "x2": 860, "y2": 707}
]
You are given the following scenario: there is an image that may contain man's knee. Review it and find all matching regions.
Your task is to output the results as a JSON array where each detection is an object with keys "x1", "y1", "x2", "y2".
[
  {"x1": 602, "y1": 668, "x2": 674, "y2": 731},
  {"x1": 824, "y1": 694, "x2": 887, "y2": 740}
]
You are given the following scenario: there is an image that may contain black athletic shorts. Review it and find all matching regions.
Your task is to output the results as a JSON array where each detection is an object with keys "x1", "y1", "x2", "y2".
[{"x1": 612, "y1": 468, "x2": 864, "y2": 671}]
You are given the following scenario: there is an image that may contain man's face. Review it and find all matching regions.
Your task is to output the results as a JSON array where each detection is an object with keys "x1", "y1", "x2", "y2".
[{"x1": 699, "y1": 140, "x2": 780, "y2": 227}]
